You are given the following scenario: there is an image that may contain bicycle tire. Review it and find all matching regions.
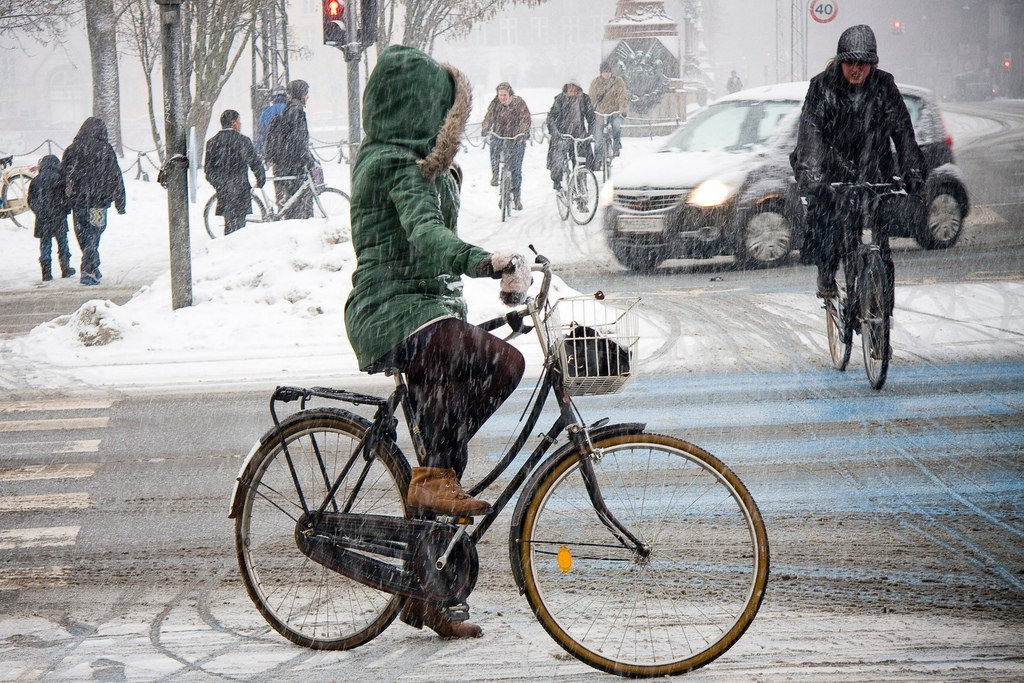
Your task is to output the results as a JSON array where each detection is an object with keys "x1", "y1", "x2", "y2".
[
  {"x1": 556, "y1": 186, "x2": 571, "y2": 221},
  {"x1": 514, "y1": 431, "x2": 769, "y2": 678},
  {"x1": 2, "y1": 171, "x2": 35, "y2": 229},
  {"x1": 500, "y1": 169, "x2": 511, "y2": 223},
  {"x1": 234, "y1": 408, "x2": 410, "y2": 650},
  {"x1": 203, "y1": 192, "x2": 268, "y2": 239},
  {"x1": 568, "y1": 168, "x2": 599, "y2": 225},
  {"x1": 310, "y1": 187, "x2": 350, "y2": 225},
  {"x1": 860, "y1": 252, "x2": 892, "y2": 390},
  {"x1": 826, "y1": 260, "x2": 853, "y2": 370}
]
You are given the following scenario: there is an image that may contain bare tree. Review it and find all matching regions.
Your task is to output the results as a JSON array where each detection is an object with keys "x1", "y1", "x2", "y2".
[
  {"x1": 119, "y1": 0, "x2": 163, "y2": 160},
  {"x1": 376, "y1": 0, "x2": 551, "y2": 53},
  {"x1": 0, "y1": 0, "x2": 76, "y2": 37},
  {"x1": 85, "y1": 0, "x2": 124, "y2": 155}
]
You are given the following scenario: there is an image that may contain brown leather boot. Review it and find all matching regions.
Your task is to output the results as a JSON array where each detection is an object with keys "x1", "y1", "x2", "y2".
[
  {"x1": 406, "y1": 467, "x2": 491, "y2": 516},
  {"x1": 400, "y1": 599, "x2": 483, "y2": 639}
]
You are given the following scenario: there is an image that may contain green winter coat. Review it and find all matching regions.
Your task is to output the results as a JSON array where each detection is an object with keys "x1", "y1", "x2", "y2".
[{"x1": 344, "y1": 46, "x2": 490, "y2": 371}]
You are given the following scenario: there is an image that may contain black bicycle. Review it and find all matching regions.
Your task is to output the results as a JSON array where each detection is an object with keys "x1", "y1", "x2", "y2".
[
  {"x1": 555, "y1": 133, "x2": 599, "y2": 225},
  {"x1": 823, "y1": 181, "x2": 904, "y2": 390},
  {"x1": 229, "y1": 253, "x2": 769, "y2": 677},
  {"x1": 488, "y1": 132, "x2": 527, "y2": 222}
]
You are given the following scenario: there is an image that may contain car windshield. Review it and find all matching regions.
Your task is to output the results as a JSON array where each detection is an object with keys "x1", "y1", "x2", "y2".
[{"x1": 661, "y1": 100, "x2": 802, "y2": 153}]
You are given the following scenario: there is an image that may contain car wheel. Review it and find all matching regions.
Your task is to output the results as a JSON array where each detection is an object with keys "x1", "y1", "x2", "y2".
[
  {"x1": 611, "y1": 241, "x2": 665, "y2": 273},
  {"x1": 737, "y1": 205, "x2": 792, "y2": 267},
  {"x1": 916, "y1": 188, "x2": 965, "y2": 250}
]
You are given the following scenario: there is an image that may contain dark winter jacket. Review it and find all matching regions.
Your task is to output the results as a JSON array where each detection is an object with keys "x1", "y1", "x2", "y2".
[
  {"x1": 481, "y1": 83, "x2": 532, "y2": 142},
  {"x1": 27, "y1": 154, "x2": 70, "y2": 239},
  {"x1": 204, "y1": 128, "x2": 265, "y2": 217},
  {"x1": 546, "y1": 84, "x2": 597, "y2": 172},
  {"x1": 791, "y1": 63, "x2": 925, "y2": 191},
  {"x1": 344, "y1": 46, "x2": 490, "y2": 371},
  {"x1": 60, "y1": 117, "x2": 126, "y2": 212},
  {"x1": 265, "y1": 99, "x2": 315, "y2": 172}
]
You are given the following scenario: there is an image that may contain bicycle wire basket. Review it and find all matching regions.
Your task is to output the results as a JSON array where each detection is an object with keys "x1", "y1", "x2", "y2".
[{"x1": 545, "y1": 294, "x2": 640, "y2": 396}]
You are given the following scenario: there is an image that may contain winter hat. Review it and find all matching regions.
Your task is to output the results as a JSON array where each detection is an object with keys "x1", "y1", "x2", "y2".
[
  {"x1": 271, "y1": 87, "x2": 288, "y2": 102},
  {"x1": 600, "y1": 61, "x2": 614, "y2": 73},
  {"x1": 287, "y1": 79, "x2": 310, "y2": 100},
  {"x1": 835, "y1": 24, "x2": 878, "y2": 64}
]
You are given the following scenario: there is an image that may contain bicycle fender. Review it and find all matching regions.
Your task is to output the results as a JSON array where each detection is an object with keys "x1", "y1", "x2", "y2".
[
  {"x1": 506, "y1": 422, "x2": 646, "y2": 593},
  {"x1": 228, "y1": 438, "x2": 263, "y2": 519}
]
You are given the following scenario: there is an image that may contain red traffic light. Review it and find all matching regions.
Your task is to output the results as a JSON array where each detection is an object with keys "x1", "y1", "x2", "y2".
[
  {"x1": 1003, "y1": 59, "x2": 1012, "y2": 70},
  {"x1": 325, "y1": 0, "x2": 343, "y2": 18},
  {"x1": 891, "y1": 19, "x2": 903, "y2": 34},
  {"x1": 323, "y1": 0, "x2": 346, "y2": 46}
]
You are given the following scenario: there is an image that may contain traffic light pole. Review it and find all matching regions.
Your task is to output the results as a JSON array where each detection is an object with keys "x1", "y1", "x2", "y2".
[
  {"x1": 346, "y1": 49, "x2": 361, "y2": 166},
  {"x1": 156, "y1": 0, "x2": 192, "y2": 310}
]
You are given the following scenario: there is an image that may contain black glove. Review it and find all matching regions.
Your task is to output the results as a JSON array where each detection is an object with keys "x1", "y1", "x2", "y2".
[{"x1": 903, "y1": 172, "x2": 925, "y2": 197}]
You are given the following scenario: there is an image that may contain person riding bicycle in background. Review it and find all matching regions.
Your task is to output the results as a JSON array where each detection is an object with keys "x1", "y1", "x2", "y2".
[
  {"x1": 588, "y1": 61, "x2": 629, "y2": 159},
  {"x1": 791, "y1": 24, "x2": 926, "y2": 299},
  {"x1": 344, "y1": 45, "x2": 532, "y2": 640},
  {"x1": 545, "y1": 79, "x2": 596, "y2": 190},
  {"x1": 481, "y1": 81, "x2": 532, "y2": 210}
]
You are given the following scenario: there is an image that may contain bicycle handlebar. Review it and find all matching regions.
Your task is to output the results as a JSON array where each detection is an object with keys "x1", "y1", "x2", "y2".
[
  {"x1": 487, "y1": 132, "x2": 528, "y2": 142},
  {"x1": 559, "y1": 133, "x2": 594, "y2": 143}
]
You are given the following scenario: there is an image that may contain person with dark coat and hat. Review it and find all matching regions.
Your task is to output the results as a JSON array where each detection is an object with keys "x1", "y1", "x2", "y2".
[
  {"x1": 791, "y1": 24, "x2": 926, "y2": 298},
  {"x1": 481, "y1": 81, "x2": 531, "y2": 209},
  {"x1": 205, "y1": 109, "x2": 266, "y2": 236},
  {"x1": 545, "y1": 80, "x2": 597, "y2": 189},
  {"x1": 27, "y1": 154, "x2": 75, "y2": 281},
  {"x1": 263, "y1": 79, "x2": 317, "y2": 218},
  {"x1": 60, "y1": 116, "x2": 126, "y2": 286},
  {"x1": 344, "y1": 45, "x2": 531, "y2": 641}
]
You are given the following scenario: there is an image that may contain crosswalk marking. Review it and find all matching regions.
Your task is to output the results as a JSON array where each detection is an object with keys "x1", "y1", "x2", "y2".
[
  {"x1": 0, "y1": 463, "x2": 98, "y2": 482},
  {"x1": 0, "y1": 567, "x2": 68, "y2": 590},
  {"x1": 0, "y1": 492, "x2": 91, "y2": 513},
  {"x1": 0, "y1": 526, "x2": 79, "y2": 550},
  {"x1": 0, "y1": 398, "x2": 113, "y2": 413},
  {"x1": 4, "y1": 439, "x2": 100, "y2": 455},
  {"x1": 0, "y1": 416, "x2": 109, "y2": 433}
]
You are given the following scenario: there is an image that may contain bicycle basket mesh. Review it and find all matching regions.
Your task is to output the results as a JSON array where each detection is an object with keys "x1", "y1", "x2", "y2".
[{"x1": 546, "y1": 295, "x2": 640, "y2": 396}]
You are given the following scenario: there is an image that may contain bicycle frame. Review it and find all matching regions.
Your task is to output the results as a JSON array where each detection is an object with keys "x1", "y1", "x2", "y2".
[
  {"x1": 262, "y1": 259, "x2": 648, "y2": 555},
  {"x1": 255, "y1": 169, "x2": 325, "y2": 221}
]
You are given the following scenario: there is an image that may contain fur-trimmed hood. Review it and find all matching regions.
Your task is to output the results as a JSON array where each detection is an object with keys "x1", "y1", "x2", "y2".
[{"x1": 360, "y1": 45, "x2": 471, "y2": 181}]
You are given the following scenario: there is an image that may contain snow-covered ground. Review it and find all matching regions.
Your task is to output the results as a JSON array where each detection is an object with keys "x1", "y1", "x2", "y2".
[{"x1": 1, "y1": 110, "x2": 1020, "y2": 391}]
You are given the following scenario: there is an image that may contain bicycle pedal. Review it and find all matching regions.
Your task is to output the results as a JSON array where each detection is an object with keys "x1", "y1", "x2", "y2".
[{"x1": 444, "y1": 602, "x2": 470, "y2": 622}]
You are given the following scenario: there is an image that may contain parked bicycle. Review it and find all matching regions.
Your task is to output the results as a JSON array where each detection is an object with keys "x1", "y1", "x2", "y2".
[
  {"x1": 0, "y1": 155, "x2": 37, "y2": 229},
  {"x1": 595, "y1": 110, "x2": 623, "y2": 183},
  {"x1": 203, "y1": 167, "x2": 349, "y2": 238},
  {"x1": 822, "y1": 180, "x2": 904, "y2": 390},
  {"x1": 229, "y1": 252, "x2": 769, "y2": 678},
  {"x1": 488, "y1": 132, "x2": 527, "y2": 222},
  {"x1": 555, "y1": 133, "x2": 599, "y2": 226}
]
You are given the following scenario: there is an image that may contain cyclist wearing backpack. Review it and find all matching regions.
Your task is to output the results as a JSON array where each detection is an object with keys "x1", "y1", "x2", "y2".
[{"x1": 263, "y1": 79, "x2": 317, "y2": 218}]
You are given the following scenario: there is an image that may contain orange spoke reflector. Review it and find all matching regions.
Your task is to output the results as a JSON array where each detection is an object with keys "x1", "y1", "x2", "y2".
[{"x1": 557, "y1": 545, "x2": 572, "y2": 573}]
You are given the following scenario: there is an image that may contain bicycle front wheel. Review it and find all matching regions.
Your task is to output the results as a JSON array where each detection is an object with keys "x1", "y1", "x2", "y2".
[
  {"x1": 860, "y1": 252, "x2": 892, "y2": 390},
  {"x1": 568, "y1": 168, "x2": 599, "y2": 225},
  {"x1": 499, "y1": 169, "x2": 512, "y2": 223},
  {"x1": 234, "y1": 408, "x2": 410, "y2": 650},
  {"x1": 310, "y1": 187, "x2": 350, "y2": 226},
  {"x1": 203, "y1": 192, "x2": 267, "y2": 239},
  {"x1": 3, "y1": 171, "x2": 34, "y2": 228},
  {"x1": 515, "y1": 432, "x2": 769, "y2": 678}
]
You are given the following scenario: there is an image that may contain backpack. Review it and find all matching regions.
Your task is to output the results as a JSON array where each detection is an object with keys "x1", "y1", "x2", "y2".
[{"x1": 262, "y1": 113, "x2": 286, "y2": 165}]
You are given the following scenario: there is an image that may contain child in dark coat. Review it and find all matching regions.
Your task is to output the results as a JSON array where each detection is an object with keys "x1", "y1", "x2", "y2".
[{"x1": 27, "y1": 155, "x2": 75, "y2": 281}]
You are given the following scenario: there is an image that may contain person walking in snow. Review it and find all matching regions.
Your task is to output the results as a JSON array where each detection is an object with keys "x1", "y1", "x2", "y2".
[
  {"x1": 205, "y1": 109, "x2": 266, "y2": 236},
  {"x1": 27, "y1": 154, "x2": 75, "y2": 282},
  {"x1": 344, "y1": 45, "x2": 531, "y2": 641},
  {"x1": 727, "y1": 70, "x2": 744, "y2": 94},
  {"x1": 481, "y1": 81, "x2": 531, "y2": 210},
  {"x1": 262, "y1": 79, "x2": 317, "y2": 219},
  {"x1": 60, "y1": 116, "x2": 126, "y2": 286}
]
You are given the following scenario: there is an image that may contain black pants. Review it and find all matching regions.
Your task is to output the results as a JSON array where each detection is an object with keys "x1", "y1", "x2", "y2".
[
  {"x1": 72, "y1": 207, "x2": 106, "y2": 278},
  {"x1": 274, "y1": 167, "x2": 313, "y2": 219},
  {"x1": 489, "y1": 140, "x2": 526, "y2": 197},
  {"x1": 807, "y1": 192, "x2": 892, "y2": 278},
  {"x1": 39, "y1": 229, "x2": 72, "y2": 274},
  {"x1": 376, "y1": 318, "x2": 525, "y2": 477}
]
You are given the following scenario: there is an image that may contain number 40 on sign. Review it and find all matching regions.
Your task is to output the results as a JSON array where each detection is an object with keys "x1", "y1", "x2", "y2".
[{"x1": 810, "y1": 0, "x2": 838, "y2": 24}]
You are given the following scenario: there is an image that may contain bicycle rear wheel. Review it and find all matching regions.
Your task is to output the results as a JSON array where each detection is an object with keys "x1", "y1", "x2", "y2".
[
  {"x1": 826, "y1": 260, "x2": 853, "y2": 370},
  {"x1": 860, "y1": 252, "x2": 892, "y2": 390},
  {"x1": 2, "y1": 171, "x2": 34, "y2": 228},
  {"x1": 234, "y1": 408, "x2": 410, "y2": 649},
  {"x1": 568, "y1": 168, "x2": 599, "y2": 225},
  {"x1": 203, "y1": 192, "x2": 267, "y2": 239},
  {"x1": 514, "y1": 432, "x2": 769, "y2": 678}
]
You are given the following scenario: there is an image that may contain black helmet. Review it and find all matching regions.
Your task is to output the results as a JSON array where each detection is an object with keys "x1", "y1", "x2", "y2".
[{"x1": 836, "y1": 24, "x2": 878, "y2": 64}]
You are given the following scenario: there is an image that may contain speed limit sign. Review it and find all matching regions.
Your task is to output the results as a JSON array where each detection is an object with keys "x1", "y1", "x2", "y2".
[{"x1": 810, "y1": 0, "x2": 838, "y2": 23}]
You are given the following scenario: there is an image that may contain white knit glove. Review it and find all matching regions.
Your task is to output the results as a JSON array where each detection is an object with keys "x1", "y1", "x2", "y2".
[{"x1": 490, "y1": 251, "x2": 532, "y2": 306}]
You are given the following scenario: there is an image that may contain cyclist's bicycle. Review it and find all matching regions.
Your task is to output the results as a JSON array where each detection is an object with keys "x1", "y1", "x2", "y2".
[
  {"x1": 228, "y1": 252, "x2": 769, "y2": 678},
  {"x1": 488, "y1": 132, "x2": 527, "y2": 222},
  {"x1": 822, "y1": 180, "x2": 904, "y2": 390},
  {"x1": 555, "y1": 133, "x2": 599, "y2": 225},
  {"x1": 203, "y1": 167, "x2": 349, "y2": 238},
  {"x1": 595, "y1": 110, "x2": 623, "y2": 183},
  {"x1": 0, "y1": 155, "x2": 37, "y2": 229}
]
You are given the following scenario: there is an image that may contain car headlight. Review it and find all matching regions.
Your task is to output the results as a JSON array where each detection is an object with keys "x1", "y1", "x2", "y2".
[
  {"x1": 687, "y1": 177, "x2": 740, "y2": 208},
  {"x1": 599, "y1": 179, "x2": 615, "y2": 208}
]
